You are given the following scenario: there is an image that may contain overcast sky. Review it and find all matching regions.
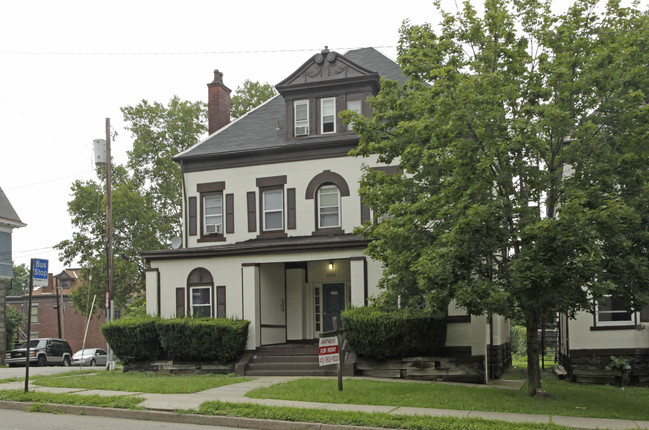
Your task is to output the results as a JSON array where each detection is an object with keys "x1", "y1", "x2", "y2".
[
  {"x1": 1, "y1": 0, "x2": 441, "y2": 274},
  {"x1": 0, "y1": 0, "x2": 643, "y2": 275}
]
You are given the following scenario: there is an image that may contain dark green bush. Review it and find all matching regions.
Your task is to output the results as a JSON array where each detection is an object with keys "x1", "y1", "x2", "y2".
[
  {"x1": 101, "y1": 316, "x2": 249, "y2": 364},
  {"x1": 341, "y1": 307, "x2": 447, "y2": 359},
  {"x1": 510, "y1": 325, "x2": 526, "y2": 356},
  {"x1": 157, "y1": 318, "x2": 249, "y2": 362},
  {"x1": 101, "y1": 316, "x2": 162, "y2": 364}
]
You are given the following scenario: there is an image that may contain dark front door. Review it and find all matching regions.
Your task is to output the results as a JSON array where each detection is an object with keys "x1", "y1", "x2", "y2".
[{"x1": 323, "y1": 283, "x2": 345, "y2": 332}]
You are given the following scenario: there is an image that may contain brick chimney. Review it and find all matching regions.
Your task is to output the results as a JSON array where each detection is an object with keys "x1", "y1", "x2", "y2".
[{"x1": 207, "y1": 69, "x2": 231, "y2": 134}]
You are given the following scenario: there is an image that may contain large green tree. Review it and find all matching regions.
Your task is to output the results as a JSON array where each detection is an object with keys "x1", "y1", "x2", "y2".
[
  {"x1": 6, "y1": 263, "x2": 29, "y2": 296},
  {"x1": 230, "y1": 80, "x2": 277, "y2": 119},
  {"x1": 58, "y1": 84, "x2": 276, "y2": 317},
  {"x1": 348, "y1": 0, "x2": 649, "y2": 395}
]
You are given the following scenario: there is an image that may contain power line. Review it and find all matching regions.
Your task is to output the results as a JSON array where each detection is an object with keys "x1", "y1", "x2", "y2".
[{"x1": 0, "y1": 46, "x2": 398, "y2": 57}]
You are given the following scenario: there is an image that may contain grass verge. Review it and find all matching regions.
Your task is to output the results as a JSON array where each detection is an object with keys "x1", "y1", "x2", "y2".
[
  {"x1": 0, "y1": 389, "x2": 144, "y2": 409},
  {"x1": 31, "y1": 371, "x2": 251, "y2": 394},
  {"x1": 245, "y1": 376, "x2": 649, "y2": 421},
  {"x1": 194, "y1": 401, "x2": 566, "y2": 430}
]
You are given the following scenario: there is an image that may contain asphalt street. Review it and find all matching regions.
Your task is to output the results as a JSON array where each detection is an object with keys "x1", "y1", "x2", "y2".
[{"x1": 0, "y1": 409, "x2": 257, "y2": 430}]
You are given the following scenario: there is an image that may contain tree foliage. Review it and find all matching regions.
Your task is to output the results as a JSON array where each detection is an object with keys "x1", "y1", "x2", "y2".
[
  {"x1": 347, "y1": 0, "x2": 649, "y2": 395},
  {"x1": 7, "y1": 263, "x2": 29, "y2": 296},
  {"x1": 230, "y1": 80, "x2": 277, "y2": 119},
  {"x1": 57, "y1": 84, "x2": 274, "y2": 317}
]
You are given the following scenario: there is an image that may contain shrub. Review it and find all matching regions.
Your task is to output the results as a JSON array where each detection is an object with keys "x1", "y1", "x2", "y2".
[
  {"x1": 510, "y1": 325, "x2": 526, "y2": 356},
  {"x1": 341, "y1": 307, "x2": 446, "y2": 359},
  {"x1": 101, "y1": 316, "x2": 162, "y2": 364},
  {"x1": 157, "y1": 318, "x2": 249, "y2": 362},
  {"x1": 101, "y1": 316, "x2": 249, "y2": 364}
]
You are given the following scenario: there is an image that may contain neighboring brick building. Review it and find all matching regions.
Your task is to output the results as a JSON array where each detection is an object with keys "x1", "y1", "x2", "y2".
[{"x1": 7, "y1": 269, "x2": 107, "y2": 353}]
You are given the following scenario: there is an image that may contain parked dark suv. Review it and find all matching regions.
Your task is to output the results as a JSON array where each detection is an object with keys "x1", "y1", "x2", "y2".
[{"x1": 5, "y1": 338, "x2": 73, "y2": 367}]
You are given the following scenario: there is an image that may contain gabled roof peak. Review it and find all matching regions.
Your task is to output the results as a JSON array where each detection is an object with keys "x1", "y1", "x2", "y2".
[{"x1": 276, "y1": 48, "x2": 380, "y2": 96}]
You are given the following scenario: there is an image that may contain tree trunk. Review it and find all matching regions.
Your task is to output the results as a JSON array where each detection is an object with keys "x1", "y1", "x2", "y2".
[{"x1": 526, "y1": 317, "x2": 541, "y2": 396}]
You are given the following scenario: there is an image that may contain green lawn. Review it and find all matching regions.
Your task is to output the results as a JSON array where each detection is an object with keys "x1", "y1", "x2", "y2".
[
  {"x1": 31, "y1": 371, "x2": 250, "y2": 394},
  {"x1": 196, "y1": 401, "x2": 566, "y2": 430},
  {"x1": 246, "y1": 376, "x2": 649, "y2": 421},
  {"x1": 0, "y1": 389, "x2": 143, "y2": 409}
]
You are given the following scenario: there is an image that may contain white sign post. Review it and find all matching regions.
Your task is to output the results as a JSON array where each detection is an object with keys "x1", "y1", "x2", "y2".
[{"x1": 318, "y1": 336, "x2": 340, "y2": 366}]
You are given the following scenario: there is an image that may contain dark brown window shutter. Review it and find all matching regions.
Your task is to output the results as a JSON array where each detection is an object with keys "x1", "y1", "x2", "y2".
[
  {"x1": 216, "y1": 286, "x2": 226, "y2": 318},
  {"x1": 641, "y1": 305, "x2": 649, "y2": 323},
  {"x1": 247, "y1": 191, "x2": 257, "y2": 232},
  {"x1": 360, "y1": 196, "x2": 371, "y2": 224},
  {"x1": 188, "y1": 197, "x2": 197, "y2": 236},
  {"x1": 287, "y1": 188, "x2": 296, "y2": 230},
  {"x1": 175, "y1": 287, "x2": 185, "y2": 318},
  {"x1": 225, "y1": 193, "x2": 234, "y2": 234}
]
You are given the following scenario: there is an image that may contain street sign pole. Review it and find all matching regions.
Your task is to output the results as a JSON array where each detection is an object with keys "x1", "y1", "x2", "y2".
[{"x1": 25, "y1": 258, "x2": 47, "y2": 392}]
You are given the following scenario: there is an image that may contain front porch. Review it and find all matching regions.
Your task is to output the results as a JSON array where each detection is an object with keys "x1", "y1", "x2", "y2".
[{"x1": 242, "y1": 257, "x2": 368, "y2": 350}]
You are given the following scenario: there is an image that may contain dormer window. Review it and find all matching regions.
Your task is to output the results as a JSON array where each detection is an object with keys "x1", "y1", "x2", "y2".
[
  {"x1": 321, "y1": 98, "x2": 336, "y2": 134},
  {"x1": 294, "y1": 100, "x2": 309, "y2": 136},
  {"x1": 346, "y1": 99, "x2": 362, "y2": 130}
]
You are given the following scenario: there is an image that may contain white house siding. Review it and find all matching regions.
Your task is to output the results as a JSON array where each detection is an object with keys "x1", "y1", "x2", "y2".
[
  {"x1": 183, "y1": 155, "x2": 380, "y2": 247},
  {"x1": 149, "y1": 248, "x2": 375, "y2": 349},
  {"x1": 567, "y1": 311, "x2": 649, "y2": 351},
  {"x1": 259, "y1": 263, "x2": 286, "y2": 345}
]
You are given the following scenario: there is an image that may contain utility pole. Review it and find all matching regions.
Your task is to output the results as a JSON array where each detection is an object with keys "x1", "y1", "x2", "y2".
[{"x1": 104, "y1": 118, "x2": 115, "y2": 370}]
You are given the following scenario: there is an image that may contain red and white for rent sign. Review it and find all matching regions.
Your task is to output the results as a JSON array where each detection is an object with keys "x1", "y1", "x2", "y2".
[{"x1": 318, "y1": 336, "x2": 339, "y2": 366}]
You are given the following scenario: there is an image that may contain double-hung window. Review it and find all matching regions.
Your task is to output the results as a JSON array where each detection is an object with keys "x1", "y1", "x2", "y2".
[
  {"x1": 596, "y1": 295, "x2": 635, "y2": 326},
  {"x1": 294, "y1": 100, "x2": 309, "y2": 136},
  {"x1": 263, "y1": 189, "x2": 283, "y2": 231},
  {"x1": 318, "y1": 185, "x2": 341, "y2": 228},
  {"x1": 346, "y1": 99, "x2": 361, "y2": 131},
  {"x1": 321, "y1": 98, "x2": 336, "y2": 134},
  {"x1": 190, "y1": 286, "x2": 212, "y2": 318},
  {"x1": 203, "y1": 194, "x2": 223, "y2": 235}
]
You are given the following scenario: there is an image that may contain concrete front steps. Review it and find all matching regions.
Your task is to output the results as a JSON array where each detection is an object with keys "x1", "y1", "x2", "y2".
[{"x1": 237, "y1": 343, "x2": 340, "y2": 377}]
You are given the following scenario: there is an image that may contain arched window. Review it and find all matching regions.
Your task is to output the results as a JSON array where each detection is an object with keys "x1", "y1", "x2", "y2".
[
  {"x1": 187, "y1": 268, "x2": 213, "y2": 318},
  {"x1": 317, "y1": 184, "x2": 341, "y2": 228}
]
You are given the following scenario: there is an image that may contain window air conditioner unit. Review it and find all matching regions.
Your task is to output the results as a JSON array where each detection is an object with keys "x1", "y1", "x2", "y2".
[
  {"x1": 206, "y1": 224, "x2": 223, "y2": 234},
  {"x1": 295, "y1": 125, "x2": 309, "y2": 136}
]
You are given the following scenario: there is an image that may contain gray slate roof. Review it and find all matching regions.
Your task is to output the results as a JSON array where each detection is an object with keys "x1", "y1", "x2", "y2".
[
  {"x1": 175, "y1": 47, "x2": 406, "y2": 161},
  {"x1": 0, "y1": 186, "x2": 24, "y2": 226}
]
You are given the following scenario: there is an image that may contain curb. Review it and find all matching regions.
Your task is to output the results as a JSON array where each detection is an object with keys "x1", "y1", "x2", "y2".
[{"x1": 0, "y1": 401, "x2": 386, "y2": 430}]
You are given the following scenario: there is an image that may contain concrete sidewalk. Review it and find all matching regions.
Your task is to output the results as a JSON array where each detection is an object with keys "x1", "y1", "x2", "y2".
[{"x1": 1, "y1": 377, "x2": 648, "y2": 430}]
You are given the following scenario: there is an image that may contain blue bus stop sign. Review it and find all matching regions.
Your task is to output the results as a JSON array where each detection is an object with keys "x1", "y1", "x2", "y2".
[{"x1": 32, "y1": 258, "x2": 48, "y2": 287}]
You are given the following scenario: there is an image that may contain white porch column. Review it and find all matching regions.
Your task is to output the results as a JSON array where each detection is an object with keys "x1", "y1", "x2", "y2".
[
  {"x1": 145, "y1": 268, "x2": 159, "y2": 316},
  {"x1": 286, "y1": 268, "x2": 306, "y2": 341},
  {"x1": 349, "y1": 257, "x2": 366, "y2": 308},
  {"x1": 242, "y1": 263, "x2": 260, "y2": 349}
]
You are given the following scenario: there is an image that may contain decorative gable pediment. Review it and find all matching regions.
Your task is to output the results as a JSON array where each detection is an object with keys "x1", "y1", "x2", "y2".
[{"x1": 276, "y1": 47, "x2": 380, "y2": 96}]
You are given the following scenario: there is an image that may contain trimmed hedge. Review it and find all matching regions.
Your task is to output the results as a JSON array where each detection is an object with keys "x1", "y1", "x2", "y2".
[
  {"x1": 101, "y1": 316, "x2": 249, "y2": 364},
  {"x1": 157, "y1": 318, "x2": 249, "y2": 362},
  {"x1": 341, "y1": 307, "x2": 447, "y2": 359},
  {"x1": 101, "y1": 316, "x2": 162, "y2": 364}
]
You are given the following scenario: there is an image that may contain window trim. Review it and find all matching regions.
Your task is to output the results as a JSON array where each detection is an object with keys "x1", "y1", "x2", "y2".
[
  {"x1": 321, "y1": 97, "x2": 336, "y2": 134},
  {"x1": 595, "y1": 295, "x2": 636, "y2": 327},
  {"x1": 261, "y1": 188, "x2": 284, "y2": 232},
  {"x1": 256, "y1": 176, "x2": 287, "y2": 238},
  {"x1": 317, "y1": 184, "x2": 341, "y2": 229},
  {"x1": 294, "y1": 100, "x2": 309, "y2": 137},
  {"x1": 202, "y1": 193, "x2": 223, "y2": 236},
  {"x1": 189, "y1": 285, "x2": 213, "y2": 318},
  {"x1": 197, "y1": 182, "x2": 226, "y2": 243}
]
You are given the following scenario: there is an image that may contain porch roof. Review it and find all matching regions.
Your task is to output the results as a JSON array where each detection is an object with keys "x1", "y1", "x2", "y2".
[{"x1": 141, "y1": 234, "x2": 368, "y2": 261}]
